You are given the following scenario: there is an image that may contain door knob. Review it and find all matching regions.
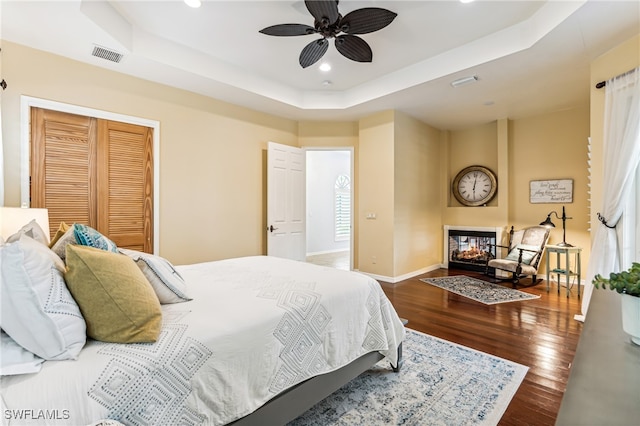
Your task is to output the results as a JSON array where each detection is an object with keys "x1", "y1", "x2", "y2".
[{"x1": 268, "y1": 225, "x2": 278, "y2": 232}]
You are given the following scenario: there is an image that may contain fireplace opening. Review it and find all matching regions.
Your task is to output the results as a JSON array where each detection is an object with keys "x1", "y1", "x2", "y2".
[{"x1": 448, "y1": 229, "x2": 497, "y2": 272}]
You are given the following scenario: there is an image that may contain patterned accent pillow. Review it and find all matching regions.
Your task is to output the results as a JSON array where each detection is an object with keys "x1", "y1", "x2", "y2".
[
  {"x1": 50, "y1": 226, "x2": 77, "y2": 261},
  {"x1": 505, "y1": 244, "x2": 539, "y2": 265},
  {"x1": 0, "y1": 234, "x2": 87, "y2": 360},
  {"x1": 73, "y1": 224, "x2": 118, "y2": 253},
  {"x1": 64, "y1": 245, "x2": 162, "y2": 343},
  {"x1": 119, "y1": 248, "x2": 192, "y2": 304}
]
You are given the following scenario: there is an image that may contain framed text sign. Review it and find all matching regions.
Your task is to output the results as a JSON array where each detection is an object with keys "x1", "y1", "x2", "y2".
[{"x1": 529, "y1": 179, "x2": 573, "y2": 203}]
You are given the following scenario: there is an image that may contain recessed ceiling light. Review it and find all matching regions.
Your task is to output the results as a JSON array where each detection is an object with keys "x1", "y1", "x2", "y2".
[
  {"x1": 319, "y1": 63, "x2": 331, "y2": 72},
  {"x1": 460, "y1": 0, "x2": 475, "y2": 4},
  {"x1": 184, "y1": 0, "x2": 201, "y2": 8},
  {"x1": 322, "y1": 80, "x2": 333, "y2": 86}
]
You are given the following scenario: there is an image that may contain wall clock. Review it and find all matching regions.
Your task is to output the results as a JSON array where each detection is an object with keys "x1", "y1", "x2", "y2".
[{"x1": 452, "y1": 165, "x2": 498, "y2": 207}]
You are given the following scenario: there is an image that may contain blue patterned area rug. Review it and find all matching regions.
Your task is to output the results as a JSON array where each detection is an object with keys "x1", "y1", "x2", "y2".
[
  {"x1": 289, "y1": 328, "x2": 528, "y2": 426},
  {"x1": 420, "y1": 275, "x2": 541, "y2": 305}
]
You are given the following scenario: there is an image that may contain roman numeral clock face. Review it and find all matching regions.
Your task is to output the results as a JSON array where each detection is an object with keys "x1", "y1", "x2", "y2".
[{"x1": 452, "y1": 166, "x2": 498, "y2": 207}]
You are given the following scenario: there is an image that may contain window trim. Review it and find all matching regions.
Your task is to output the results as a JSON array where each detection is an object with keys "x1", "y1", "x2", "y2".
[
  {"x1": 621, "y1": 164, "x2": 640, "y2": 267},
  {"x1": 334, "y1": 174, "x2": 351, "y2": 242}
]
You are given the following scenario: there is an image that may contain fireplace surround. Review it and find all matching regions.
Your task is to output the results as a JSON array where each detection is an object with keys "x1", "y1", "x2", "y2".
[{"x1": 443, "y1": 226, "x2": 505, "y2": 274}]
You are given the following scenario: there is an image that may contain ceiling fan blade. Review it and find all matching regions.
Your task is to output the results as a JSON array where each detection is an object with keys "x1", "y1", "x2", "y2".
[
  {"x1": 259, "y1": 23, "x2": 316, "y2": 36},
  {"x1": 305, "y1": 0, "x2": 340, "y2": 26},
  {"x1": 299, "y1": 38, "x2": 329, "y2": 68},
  {"x1": 340, "y1": 8, "x2": 398, "y2": 35},
  {"x1": 335, "y1": 35, "x2": 372, "y2": 63}
]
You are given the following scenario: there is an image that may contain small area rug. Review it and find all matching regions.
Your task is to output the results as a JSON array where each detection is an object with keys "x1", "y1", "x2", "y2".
[
  {"x1": 420, "y1": 275, "x2": 540, "y2": 305},
  {"x1": 289, "y1": 328, "x2": 528, "y2": 426}
]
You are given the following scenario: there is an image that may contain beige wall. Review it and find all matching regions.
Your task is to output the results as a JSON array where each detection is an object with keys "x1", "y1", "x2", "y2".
[
  {"x1": 448, "y1": 122, "x2": 498, "y2": 207},
  {"x1": 1, "y1": 41, "x2": 298, "y2": 265},
  {"x1": 510, "y1": 106, "x2": 591, "y2": 276},
  {"x1": 441, "y1": 119, "x2": 509, "y2": 229},
  {"x1": 357, "y1": 111, "x2": 395, "y2": 276},
  {"x1": 3, "y1": 33, "x2": 638, "y2": 279},
  {"x1": 393, "y1": 111, "x2": 442, "y2": 277}
]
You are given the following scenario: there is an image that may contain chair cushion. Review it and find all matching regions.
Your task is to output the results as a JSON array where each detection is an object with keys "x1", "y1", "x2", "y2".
[
  {"x1": 521, "y1": 227, "x2": 549, "y2": 245},
  {"x1": 488, "y1": 259, "x2": 538, "y2": 275},
  {"x1": 505, "y1": 244, "x2": 540, "y2": 265}
]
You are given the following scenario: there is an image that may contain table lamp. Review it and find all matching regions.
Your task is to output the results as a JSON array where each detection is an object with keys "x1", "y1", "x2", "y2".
[{"x1": 540, "y1": 206, "x2": 572, "y2": 247}]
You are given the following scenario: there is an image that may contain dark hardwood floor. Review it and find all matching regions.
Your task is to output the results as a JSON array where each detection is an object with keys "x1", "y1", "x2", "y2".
[{"x1": 379, "y1": 268, "x2": 583, "y2": 426}]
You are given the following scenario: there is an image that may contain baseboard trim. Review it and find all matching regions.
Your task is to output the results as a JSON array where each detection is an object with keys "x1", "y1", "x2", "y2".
[
  {"x1": 358, "y1": 264, "x2": 442, "y2": 284},
  {"x1": 306, "y1": 249, "x2": 349, "y2": 256}
]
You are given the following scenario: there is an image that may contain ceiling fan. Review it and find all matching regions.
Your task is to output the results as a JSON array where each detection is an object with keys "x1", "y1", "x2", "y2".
[{"x1": 259, "y1": 0, "x2": 397, "y2": 68}]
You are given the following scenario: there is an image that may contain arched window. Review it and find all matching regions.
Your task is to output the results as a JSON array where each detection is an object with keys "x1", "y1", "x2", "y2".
[{"x1": 335, "y1": 175, "x2": 351, "y2": 241}]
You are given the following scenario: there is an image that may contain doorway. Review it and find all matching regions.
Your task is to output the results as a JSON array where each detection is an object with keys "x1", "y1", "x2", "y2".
[{"x1": 305, "y1": 149, "x2": 353, "y2": 270}]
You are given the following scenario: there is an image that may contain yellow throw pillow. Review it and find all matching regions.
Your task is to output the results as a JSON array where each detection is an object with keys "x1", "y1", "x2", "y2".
[
  {"x1": 49, "y1": 221, "x2": 70, "y2": 249},
  {"x1": 64, "y1": 245, "x2": 162, "y2": 343}
]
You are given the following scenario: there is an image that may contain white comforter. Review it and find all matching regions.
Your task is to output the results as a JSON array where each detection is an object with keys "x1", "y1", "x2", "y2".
[{"x1": 1, "y1": 256, "x2": 405, "y2": 426}]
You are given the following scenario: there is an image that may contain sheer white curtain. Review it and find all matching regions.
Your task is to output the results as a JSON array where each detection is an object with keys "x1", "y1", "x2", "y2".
[
  {"x1": 580, "y1": 68, "x2": 640, "y2": 320},
  {"x1": 0, "y1": 103, "x2": 4, "y2": 206}
]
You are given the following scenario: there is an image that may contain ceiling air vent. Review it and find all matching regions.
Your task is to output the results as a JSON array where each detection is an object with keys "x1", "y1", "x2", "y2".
[{"x1": 91, "y1": 45, "x2": 124, "y2": 63}]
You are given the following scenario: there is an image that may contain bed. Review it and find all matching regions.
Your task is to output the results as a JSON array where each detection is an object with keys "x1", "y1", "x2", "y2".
[{"x1": 1, "y1": 238, "x2": 406, "y2": 426}]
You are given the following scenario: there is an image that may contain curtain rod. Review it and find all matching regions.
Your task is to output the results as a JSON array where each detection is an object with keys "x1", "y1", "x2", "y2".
[{"x1": 595, "y1": 67, "x2": 638, "y2": 89}]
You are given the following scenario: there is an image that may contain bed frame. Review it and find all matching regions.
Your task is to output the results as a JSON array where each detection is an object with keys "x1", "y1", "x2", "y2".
[{"x1": 230, "y1": 342, "x2": 404, "y2": 425}]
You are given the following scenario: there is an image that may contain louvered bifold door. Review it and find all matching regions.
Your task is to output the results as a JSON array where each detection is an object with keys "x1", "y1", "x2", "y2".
[
  {"x1": 31, "y1": 108, "x2": 154, "y2": 253},
  {"x1": 30, "y1": 108, "x2": 98, "y2": 237},
  {"x1": 97, "y1": 120, "x2": 153, "y2": 253}
]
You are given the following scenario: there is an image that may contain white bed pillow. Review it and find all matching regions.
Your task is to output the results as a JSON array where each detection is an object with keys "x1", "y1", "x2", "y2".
[
  {"x1": 119, "y1": 248, "x2": 192, "y2": 304},
  {"x1": 6, "y1": 219, "x2": 49, "y2": 245},
  {"x1": 0, "y1": 330, "x2": 44, "y2": 376},
  {"x1": 0, "y1": 235, "x2": 87, "y2": 360}
]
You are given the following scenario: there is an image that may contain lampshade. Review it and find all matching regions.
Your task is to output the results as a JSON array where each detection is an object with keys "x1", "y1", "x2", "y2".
[
  {"x1": 539, "y1": 206, "x2": 572, "y2": 247},
  {"x1": 0, "y1": 207, "x2": 51, "y2": 243},
  {"x1": 540, "y1": 215, "x2": 556, "y2": 228}
]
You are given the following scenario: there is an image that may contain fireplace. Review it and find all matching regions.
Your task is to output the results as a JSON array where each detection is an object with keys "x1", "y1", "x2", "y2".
[{"x1": 443, "y1": 226, "x2": 505, "y2": 273}]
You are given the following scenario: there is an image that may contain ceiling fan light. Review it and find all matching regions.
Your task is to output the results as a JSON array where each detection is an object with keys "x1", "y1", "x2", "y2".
[
  {"x1": 450, "y1": 75, "x2": 478, "y2": 88},
  {"x1": 319, "y1": 63, "x2": 331, "y2": 72}
]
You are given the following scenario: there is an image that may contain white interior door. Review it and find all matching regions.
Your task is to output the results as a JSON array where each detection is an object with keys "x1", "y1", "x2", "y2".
[{"x1": 267, "y1": 142, "x2": 306, "y2": 261}]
